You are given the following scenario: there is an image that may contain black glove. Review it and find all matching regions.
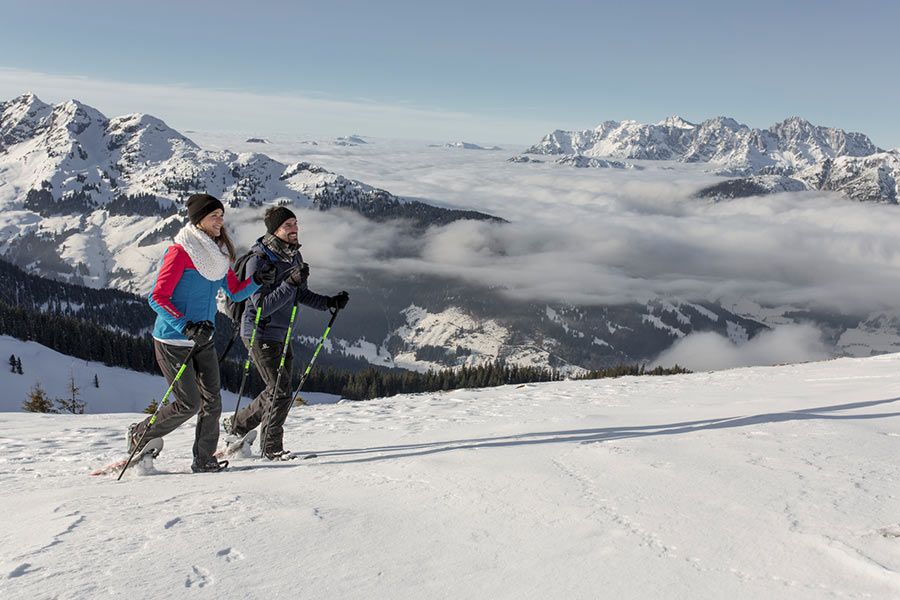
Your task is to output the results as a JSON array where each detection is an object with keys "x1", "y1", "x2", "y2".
[
  {"x1": 183, "y1": 320, "x2": 215, "y2": 344},
  {"x1": 285, "y1": 262, "x2": 310, "y2": 287},
  {"x1": 253, "y1": 260, "x2": 277, "y2": 286},
  {"x1": 327, "y1": 290, "x2": 349, "y2": 310}
]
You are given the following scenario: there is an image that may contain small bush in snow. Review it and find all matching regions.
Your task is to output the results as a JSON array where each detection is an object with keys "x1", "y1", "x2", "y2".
[{"x1": 23, "y1": 382, "x2": 55, "y2": 413}]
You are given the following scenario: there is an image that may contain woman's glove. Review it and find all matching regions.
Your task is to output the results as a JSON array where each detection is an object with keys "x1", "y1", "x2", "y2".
[{"x1": 183, "y1": 320, "x2": 215, "y2": 344}]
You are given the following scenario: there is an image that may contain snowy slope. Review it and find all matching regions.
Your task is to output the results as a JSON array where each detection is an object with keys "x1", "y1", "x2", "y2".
[{"x1": 1, "y1": 354, "x2": 898, "y2": 599}]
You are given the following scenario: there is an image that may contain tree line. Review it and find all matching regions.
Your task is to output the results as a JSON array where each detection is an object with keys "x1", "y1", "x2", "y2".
[{"x1": 2, "y1": 258, "x2": 690, "y2": 409}]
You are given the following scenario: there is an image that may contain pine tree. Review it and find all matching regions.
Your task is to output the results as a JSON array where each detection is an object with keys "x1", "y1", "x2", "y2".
[
  {"x1": 8, "y1": 354, "x2": 15, "y2": 373},
  {"x1": 55, "y1": 371, "x2": 86, "y2": 414},
  {"x1": 93, "y1": 373, "x2": 99, "y2": 388},
  {"x1": 23, "y1": 382, "x2": 55, "y2": 413},
  {"x1": 144, "y1": 400, "x2": 158, "y2": 414},
  {"x1": 15, "y1": 357, "x2": 22, "y2": 374}
]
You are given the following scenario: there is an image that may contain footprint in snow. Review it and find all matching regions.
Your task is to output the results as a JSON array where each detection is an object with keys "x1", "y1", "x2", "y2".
[
  {"x1": 8, "y1": 562, "x2": 40, "y2": 578},
  {"x1": 216, "y1": 547, "x2": 245, "y2": 562},
  {"x1": 878, "y1": 525, "x2": 900, "y2": 539},
  {"x1": 185, "y1": 565, "x2": 213, "y2": 588}
]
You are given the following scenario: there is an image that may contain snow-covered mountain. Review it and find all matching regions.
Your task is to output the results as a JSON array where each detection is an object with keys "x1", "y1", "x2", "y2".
[
  {"x1": 4, "y1": 95, "x2": 898, "y2": 372},
  {"x1": 0, "y1": 93, "x2": 498, "y2": 290},
  {"x1": 507, "y1": 155, "x2": 544, "y2": 163},
  {"x1": 0, "y1": 93, "x2": 785, "y2": 374},
  {"x1": 430, "y1": 141, "x2": 503, "y2": 151},
  {"x1": 553, "y1": 155, "x2": 642, "y2": 170},
  {"x1": 334, "y1": 135, "x2": 367, "y2": 146},
  {"x1": 526, "y1": 115, "x2": 880, "y2": 173},
  {"x1": 524, "y1": 115, "x2": 900, "y2": 203},
  {"x1": 3, "y1": 353, "x2": 899, "y2": 598}
]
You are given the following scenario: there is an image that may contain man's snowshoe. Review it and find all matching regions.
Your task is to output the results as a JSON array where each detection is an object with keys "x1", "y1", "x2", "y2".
[
  {"x1": 264, "y1": 449, "x2": 317, "y2": 461},
  {"x1": 191, "y1": 457, "x2": 229, "y2": 473},
  {"x1": 218, "y1": 429, "x2": 257, "y2": 458},
  {"x1": 91, "y1": 437, "x2": 163, "y2": 476}
]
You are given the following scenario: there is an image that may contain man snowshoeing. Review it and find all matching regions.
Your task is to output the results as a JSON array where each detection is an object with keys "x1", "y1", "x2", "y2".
[{"x1": 224, "y1": 206, "x2": 349, "y2": 459}]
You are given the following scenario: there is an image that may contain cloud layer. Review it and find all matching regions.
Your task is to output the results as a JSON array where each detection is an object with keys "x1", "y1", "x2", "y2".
[
  {"x1": 651, "y1": 324, "x2": 830, "y2": 372},
  {"x1": 216, "y1": 139, "x2": 900, "y2": 317}
]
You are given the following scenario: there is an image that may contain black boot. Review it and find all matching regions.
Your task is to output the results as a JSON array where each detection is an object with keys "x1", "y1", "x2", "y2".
[{"x1": 191, "y1": 457, "x2": 229, "y2": 473}]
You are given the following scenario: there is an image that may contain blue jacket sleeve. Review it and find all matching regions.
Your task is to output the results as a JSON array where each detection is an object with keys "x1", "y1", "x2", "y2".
[{"x1": 220, "y1": 266, "x2": 261, "y2": 302}]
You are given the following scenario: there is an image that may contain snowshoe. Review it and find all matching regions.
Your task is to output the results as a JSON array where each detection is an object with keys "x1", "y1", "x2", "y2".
[
  {"x1": 191, "y1": 457, "x2": 229, "y2": 473},
  {"x1": 217, "y1": 429, "x2": 257, "y2": 458},
  {"x1": 264, "y1": 449, "x2": 317, "y2": 461},
  {"x1": 92, "y1": 437, "x2": 163, "y2": 477}
]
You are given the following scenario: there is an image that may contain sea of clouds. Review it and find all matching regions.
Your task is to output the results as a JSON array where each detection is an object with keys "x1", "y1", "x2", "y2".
[{"x1": 193, "y1": 136, "x2": 900, "y2": 370}]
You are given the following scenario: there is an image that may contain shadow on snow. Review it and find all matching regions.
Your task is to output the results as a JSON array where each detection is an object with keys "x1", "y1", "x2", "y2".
[{"x1": 309, "y1": 397, "x2": 900, "y2": 465}]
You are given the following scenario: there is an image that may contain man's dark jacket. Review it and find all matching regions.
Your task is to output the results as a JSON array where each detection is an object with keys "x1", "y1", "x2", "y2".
[{"x1": 240, "y1": 238, "x2": 329, "y2": 342}]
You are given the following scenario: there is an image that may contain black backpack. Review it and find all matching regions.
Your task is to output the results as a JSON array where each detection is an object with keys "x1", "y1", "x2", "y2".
[{"x1": 224, "y1": 249, "x2": 265, "y2": 323}]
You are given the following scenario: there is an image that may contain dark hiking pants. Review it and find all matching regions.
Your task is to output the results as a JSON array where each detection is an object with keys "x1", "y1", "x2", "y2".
[
  {"x1": 233, "y1": 339, "x2": 293, "y2": 454},
  {"x1": 135, "y1": 339, "x2": 222, "y2": 461}
]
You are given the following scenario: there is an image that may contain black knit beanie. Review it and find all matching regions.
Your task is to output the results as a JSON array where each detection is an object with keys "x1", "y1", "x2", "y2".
[
  {"x1": 265, "y1": 206, "x2": 297, "y2": 234},
  {"x1": 186, "y1": 193, "x2": 225, "y2": 225}
]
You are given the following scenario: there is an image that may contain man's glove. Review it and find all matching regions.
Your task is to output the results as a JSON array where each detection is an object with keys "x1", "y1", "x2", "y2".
[
  {"x1": 253, "y1": 260, "x2": 277, "y2": 286},
  {"x1": 327, "y1": 290, "x2": 349, "y2": 310},
  {"x1": 285, "y1": 262, "x2": 310, "y2": 287},
  {"x1": 183, "y1": 320, "x2": 215, "y2": 344}
]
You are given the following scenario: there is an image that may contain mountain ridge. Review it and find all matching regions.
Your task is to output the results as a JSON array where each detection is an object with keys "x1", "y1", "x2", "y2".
[{"x1": 523, "y1": 114, "x2": 898, "y2": 203}]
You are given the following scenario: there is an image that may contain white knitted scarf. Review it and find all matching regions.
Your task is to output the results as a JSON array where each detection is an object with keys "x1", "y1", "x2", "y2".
[{"x1": 173, "y1": 224, "x2": 230, "y2": 281}]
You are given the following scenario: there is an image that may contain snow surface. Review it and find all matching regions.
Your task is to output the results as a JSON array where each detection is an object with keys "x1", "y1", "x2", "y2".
[{"x1": 1, "y1": 354, "x2": 898, "y2": 599}]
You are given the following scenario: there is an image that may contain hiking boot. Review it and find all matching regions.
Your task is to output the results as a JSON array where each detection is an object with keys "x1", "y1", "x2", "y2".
[
  {"x1": 264, "y1": 449, "x2": 292, "y2": 461},
  {"x1": 191, "y1": 457, "x2": 229, "y2": 473}
]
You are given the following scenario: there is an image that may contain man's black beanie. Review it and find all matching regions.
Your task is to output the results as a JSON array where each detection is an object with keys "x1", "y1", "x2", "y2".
[
  {"x1": 265, "y1": 206, "x2": 297, "y2": 234},
  {"x1": 186, "y1": 193, "x2": 225, "y2": 225}
]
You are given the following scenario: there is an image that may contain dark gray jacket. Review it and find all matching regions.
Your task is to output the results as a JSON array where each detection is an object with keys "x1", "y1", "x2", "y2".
[{"x1": 239, "y1": 238, "x2": 330, "y2": 341}]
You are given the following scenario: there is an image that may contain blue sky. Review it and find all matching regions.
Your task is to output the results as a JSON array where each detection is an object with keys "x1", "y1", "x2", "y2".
[{"x1": 1, "y1": 0, "x2": 898, "y2": 146}]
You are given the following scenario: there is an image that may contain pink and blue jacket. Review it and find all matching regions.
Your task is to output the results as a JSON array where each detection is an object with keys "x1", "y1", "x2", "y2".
[{"x1": 149, "y1": 244, "x2": 260, "y2": 342}]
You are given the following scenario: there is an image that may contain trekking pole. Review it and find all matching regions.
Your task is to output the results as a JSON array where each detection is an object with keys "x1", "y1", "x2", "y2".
[
  {"x1": 218, "y1": 328, "x2": 239, "y2": 365},
  {"x1": 231, "y1": 299, "x2": 268, "y2": 423},
  {"x1": 259, "y1": 290, "x2": 302, "y2": 456},
  {"x1": 289, "y1": 306, "x2": 341, "y2": 407},
  {"x1": 118, "y1": 343, "x2": 201, "y2": 481}
]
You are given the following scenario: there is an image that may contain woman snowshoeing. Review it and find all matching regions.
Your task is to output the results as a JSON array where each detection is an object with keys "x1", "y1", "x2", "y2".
[{"x1": 131, "y1": 193, "x2": 276, "y2": 472}]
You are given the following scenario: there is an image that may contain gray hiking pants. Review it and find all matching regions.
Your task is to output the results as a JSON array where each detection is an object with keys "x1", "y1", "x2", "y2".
[
  {"x1": 136, "y1": 339, "x2": 222, "y2": 461},
  {"x1": 233, "y1": 338, "x2": 293, "y2": 454}
]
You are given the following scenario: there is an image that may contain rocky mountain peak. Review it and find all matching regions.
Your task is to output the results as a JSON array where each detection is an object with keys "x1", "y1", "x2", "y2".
[{"x1": 656, "y1": 116, "x2": 696, "y2": 129}]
